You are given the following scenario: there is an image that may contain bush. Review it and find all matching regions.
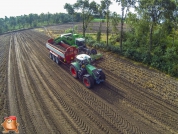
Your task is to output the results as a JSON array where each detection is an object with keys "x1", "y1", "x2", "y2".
[
  {"x1": 171, "y1": 64, "x2": 178, "y2": 77},
  {"x1": 142, "y1": 52, "x2": 152, "y2": 65},
  {"x1": 151, "y1": 55, "x2": 162, "y2": 69},
  {"x1": 124, "y1": 49, "x2": 135, "y2": 58},
  {"x1": 87, "y1": 39, "x2": 95, "y2": 47},
  {"x1": 109, "y1": 34, "x2": 120, "y2": 45},
  {"x1": 110, "y1": 45, "x2": 120, "y2": 53},
  {"x1": 65, "y1": 28, "x2": 73, "y2": 33}
]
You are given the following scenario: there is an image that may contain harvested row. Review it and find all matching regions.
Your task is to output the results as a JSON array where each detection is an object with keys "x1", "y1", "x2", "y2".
[
  {"x1": 7, "y1": 34, "x2": 36, "y2": 133},
  {"x1": 98, "y1": 54, "x2": 178, "y2": 106},
  {"x1": 17, "y1": 32, "x2": 78, "y2": 133},
  {"x1": 95, "y1": 54, "x2": 178, "y2": 133},
  {"x1": 0, "y1": 34, "x2": 10, "y2": 132}
]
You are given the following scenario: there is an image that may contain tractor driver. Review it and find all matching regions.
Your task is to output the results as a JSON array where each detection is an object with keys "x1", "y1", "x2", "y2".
[
  {"x1": 77, "y1": 55, "x2": 90, "y2": 79},
  {"x1": 78, "y1": 61, "x2": 86, "y2": 79}
]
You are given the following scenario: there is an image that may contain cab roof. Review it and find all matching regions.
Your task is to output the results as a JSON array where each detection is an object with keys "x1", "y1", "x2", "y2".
[
  {"x1": 76, "y1": 38, "x2": 85, "y2": 42},
  {"x1": 76, "y1": 54, "x2": 90, "y2": 61}
]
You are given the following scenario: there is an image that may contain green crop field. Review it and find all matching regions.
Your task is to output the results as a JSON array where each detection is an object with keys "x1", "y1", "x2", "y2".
[{"x1": 92, "y1": 19, "x2": 106, "y2": 22}]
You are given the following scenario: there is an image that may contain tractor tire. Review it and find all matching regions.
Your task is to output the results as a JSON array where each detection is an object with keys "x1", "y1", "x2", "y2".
[
  {"x1": 100, "y1": 71, "x2": 106, "y2": 80},
  {"x1": 90, "y1": 49, "x2": 97, "y2": 55},
  {"x1": 83, "y1": 76, "x2": 94, "y2": 88},
  {"x1": 70, "y1": 65, "x2": 78, "y2": 78},
  {"x1": 50, "y1": 53, "x2": 53, "y2": 59},
  {"x1": 55, "y1": 57, "x2": 61, "y2": 65}
]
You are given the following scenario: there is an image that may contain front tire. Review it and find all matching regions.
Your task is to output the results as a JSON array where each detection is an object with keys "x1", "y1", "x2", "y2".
[
  {"x1": 83, "y1": 76, "x2": 94, "y2": 88},
  {"x1": 70, "y1": 65, "x2": 78, "y2": 78}
]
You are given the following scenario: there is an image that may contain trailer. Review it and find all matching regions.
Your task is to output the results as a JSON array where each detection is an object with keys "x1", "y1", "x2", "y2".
[{"x1": 46, "y1": 38, "x2": 78, "y2": 64}]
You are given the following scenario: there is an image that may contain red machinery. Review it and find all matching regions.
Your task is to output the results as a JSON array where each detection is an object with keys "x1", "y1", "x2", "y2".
[{"x1": 46, "y1": 38, "x2": 78, "y2": 64}]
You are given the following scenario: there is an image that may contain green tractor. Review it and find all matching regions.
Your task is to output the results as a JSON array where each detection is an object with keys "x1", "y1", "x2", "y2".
[
  {"x1": 54, "y1": 33, "x2": 102, "y2": 60},
  {"x1": 70, "y1": 54, "x2": 105, "y2": 88}
]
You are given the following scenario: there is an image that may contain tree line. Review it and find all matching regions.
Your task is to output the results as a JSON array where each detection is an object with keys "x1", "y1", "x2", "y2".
[{"x1": 0, "y1": 12, "x2": 82, "y2": 34}]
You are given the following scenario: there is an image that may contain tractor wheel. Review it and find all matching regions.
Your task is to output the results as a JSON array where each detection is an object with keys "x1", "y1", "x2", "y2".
[
  {"x1": 50, "y1": 53, "x2": 53, "y2": 59},
  {"x1": 70, "y1": 65, "x2": 78, "y2": 78},
  {"x1": 90, "y1": 49, "x2": 97, "y2": 55},
  {"x1": 100, "y1": 71, "x2": 106, "y2": 80},
  {"x1": 83, "y1": 76, "x2": 94, "y2": 88},
  {"x1": 55, "y1": 57, "x2": 61, "y2": 65}
]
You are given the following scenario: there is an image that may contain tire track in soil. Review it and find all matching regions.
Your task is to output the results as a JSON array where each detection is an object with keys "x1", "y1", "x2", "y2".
[
  {"x1": 0, "y1": 34, "x2": 11, "y2": 129},
  {"x1": 7, "y1": 33, "x2": 36, "y2": 133},
  {"x1": 8, "y1": 33, "x2": 59, "y2": 133},
  {"x1": 21, "y1": 31, "x2": 146, "y2": 134},
  {"x1": 15, "y1": 32, "x2": 53, "y2": 134},
  {"x1": 17, "y1": 32, "x2": 77, "y2": 134}
]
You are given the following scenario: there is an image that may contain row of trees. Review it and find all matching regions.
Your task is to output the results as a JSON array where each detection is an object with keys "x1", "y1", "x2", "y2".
[
  {"x1": 124, "y1": 0, "x2": 178, "y2": 76},
  {"x1": 0, "y1": 12, "x2": 82, "y2": 34}
]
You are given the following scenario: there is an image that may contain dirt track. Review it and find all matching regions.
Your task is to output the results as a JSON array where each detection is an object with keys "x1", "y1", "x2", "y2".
[{"x1": 0, "y1": 28, "x2": 178, "y2": 134}]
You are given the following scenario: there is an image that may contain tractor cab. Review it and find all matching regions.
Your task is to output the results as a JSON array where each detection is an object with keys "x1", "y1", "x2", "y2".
[
  {"x1": 75, "y1": 38, "x2": 86, "y2": 48},
  {"x1": 76, "y1": 54, "x2": 91, "y2": 67}
]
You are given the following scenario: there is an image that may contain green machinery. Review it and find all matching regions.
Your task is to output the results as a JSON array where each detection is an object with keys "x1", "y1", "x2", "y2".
[
  {"x1": 54, "y1": 33, "x2": 102, "y2": 60},
  {"x1": 70, "y1": 54, "x2": 105, "y2": 88}
]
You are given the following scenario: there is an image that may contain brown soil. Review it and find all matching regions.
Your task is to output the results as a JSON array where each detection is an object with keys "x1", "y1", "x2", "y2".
[
  {"x1": 39, "y1": 22, "x2": 128, "y2": 37},
  {"x1": 0, "y1": 24, "x2": 178, "y2": 134}
]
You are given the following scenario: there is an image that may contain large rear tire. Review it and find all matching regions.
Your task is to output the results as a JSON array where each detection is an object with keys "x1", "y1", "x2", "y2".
[
  {"x1": 100, "y1": 71, "x2": 105, "y2": 80},
  {"x1": 70, "y1": 65, "x2": 78, "y2": 78},
  {"x1": 83, "y1": 76, "x2": 94, "y2": 88}
]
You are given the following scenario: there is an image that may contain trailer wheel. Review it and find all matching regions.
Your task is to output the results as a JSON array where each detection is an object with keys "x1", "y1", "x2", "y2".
[
  {"x1": 50, "y1": 53, "x2": 53, "y2": 59},
  {"x1": 55, "y1": 57, "x2": 61, "y2": 65},
  {"x1": 70, "y1": 65, "x2": 78, "y2": 78},
  {"x1": 83, "y1": 76, "x2": 94, "y2": 88},
  {"x1": 91, "y1": 49, "x2": 97, "y2": 55},
  {"x1": 52, "y1": 55, "x2": 56, "y2": 62}
]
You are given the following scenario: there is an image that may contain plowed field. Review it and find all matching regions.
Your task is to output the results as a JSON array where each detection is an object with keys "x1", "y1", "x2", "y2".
[{"x1": 0, "y1": 26, "x2": 178, "y2": 134}]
